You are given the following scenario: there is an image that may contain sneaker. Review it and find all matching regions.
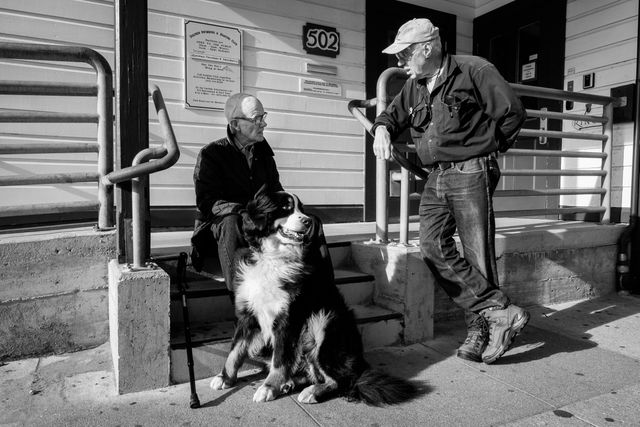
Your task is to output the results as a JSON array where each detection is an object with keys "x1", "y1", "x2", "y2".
[
  {"x1": 481, "y1": 304, "x2": 530, "y2": 364},
  {"x1": 456, "y1": 317, "x2": 488, "y2": 362}
]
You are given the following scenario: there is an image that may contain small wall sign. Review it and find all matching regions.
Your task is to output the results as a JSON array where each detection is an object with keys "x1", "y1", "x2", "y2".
[
  {"x1": 303, "y1": 23, "x2": 340, "y2": 58},
  {"x1": 184, "y1": 20, "x2": 242, "y2": 110},
  {"x1": 521, "y1": 61, "x2": 536, "y2": 82},
  {"x1": 299, "y1": 78, "x2": 341, "y2": 96}
]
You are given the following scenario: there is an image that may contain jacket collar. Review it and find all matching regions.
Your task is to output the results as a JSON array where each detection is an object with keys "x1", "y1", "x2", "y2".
[{"x1": 225, "y1": 125, "x2": 274, "y2": 156}]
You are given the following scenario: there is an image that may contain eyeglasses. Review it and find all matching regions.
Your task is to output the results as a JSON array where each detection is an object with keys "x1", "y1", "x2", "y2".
[
  {"x1": 396, "y1": 43, "x2": 427, "y2": 63},
  {"x1": 233, "y1": 112, "x2": 267, "y2": 125}
]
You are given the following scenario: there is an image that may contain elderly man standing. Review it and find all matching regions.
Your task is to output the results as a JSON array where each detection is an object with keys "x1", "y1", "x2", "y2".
[
  {"x1": 372, "y1": 18, "x2": 529, "y2": 364},
  {"x1": 192, "y1": 93, "x2": 331, "y2": 294}
]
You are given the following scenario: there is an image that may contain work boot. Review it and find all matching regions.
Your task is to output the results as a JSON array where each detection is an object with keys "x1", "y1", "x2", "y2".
[
  {"x1": 456, "y1": 316, "x2": 489, "y2": 362},
  {"x1": 481, "y1": 304, "x2": 530, "y2": 364}
]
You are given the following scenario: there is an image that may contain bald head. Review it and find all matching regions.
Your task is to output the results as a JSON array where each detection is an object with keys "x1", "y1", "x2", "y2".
[{"x1": 225, "y1": 93, "x2": 262, "y2": 123}]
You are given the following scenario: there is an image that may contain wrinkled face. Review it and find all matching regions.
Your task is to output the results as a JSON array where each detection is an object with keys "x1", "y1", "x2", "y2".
[
  {"x1": 396, "y1": 42, "x2": 430, "y2": 79},
  {"x1": 232, "y1": 97, "x2": 267, "y2": 144}
]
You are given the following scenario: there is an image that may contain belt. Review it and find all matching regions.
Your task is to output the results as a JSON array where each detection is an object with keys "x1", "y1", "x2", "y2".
[{"x1": 425, "y1": 161, "x2": 456, "y2": 172}]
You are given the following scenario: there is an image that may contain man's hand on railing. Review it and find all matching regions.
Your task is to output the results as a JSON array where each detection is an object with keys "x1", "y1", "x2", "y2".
[{"x1": 373, "y1": 126, "x2": 392, "y2": 160}]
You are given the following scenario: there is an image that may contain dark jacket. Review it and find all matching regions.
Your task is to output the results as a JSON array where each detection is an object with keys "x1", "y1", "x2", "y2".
[
  {"x1": 373, "y1": 54, "x2": 526, "y2": 166},
  {"x1": 192, "y1": 126, "x2": 283, "y2": 252}
]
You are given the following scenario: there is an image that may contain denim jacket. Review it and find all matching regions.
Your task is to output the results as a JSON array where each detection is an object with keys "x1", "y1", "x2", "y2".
[{"x1": 373, "y1": 54, "x2": 526, "y2": 166}]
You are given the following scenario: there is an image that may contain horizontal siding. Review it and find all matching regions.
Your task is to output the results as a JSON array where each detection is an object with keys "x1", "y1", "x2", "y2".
[
  {"x1": 0, "y1": 0, "x2": 367, "y2": 219},
  {"x1": 561, "y1": 0, "x2": 638, "y2": 211}
]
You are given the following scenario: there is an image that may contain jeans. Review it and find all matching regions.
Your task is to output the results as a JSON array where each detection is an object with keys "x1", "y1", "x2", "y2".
[
  {"x1": 211, "y1": 214, "x2": 247, "y2": 292},
  {"x1": 419, "y1": 154, "x2": 509, "y2": 326}
]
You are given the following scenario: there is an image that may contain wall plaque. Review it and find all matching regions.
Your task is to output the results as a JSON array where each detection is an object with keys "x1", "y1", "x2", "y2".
[{"x1": 184, "y1": 20, "x2": 242, "y2": 110}]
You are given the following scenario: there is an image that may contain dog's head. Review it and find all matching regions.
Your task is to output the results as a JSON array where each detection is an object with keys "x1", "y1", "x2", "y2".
[{"x1": 241, "y1": 190, "x2": 313, "y2": 248}]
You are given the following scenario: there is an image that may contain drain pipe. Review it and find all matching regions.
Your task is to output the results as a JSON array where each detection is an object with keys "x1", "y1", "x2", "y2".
[{"x1": 616, "y1": 27, "x2": 640, "y2": 293}]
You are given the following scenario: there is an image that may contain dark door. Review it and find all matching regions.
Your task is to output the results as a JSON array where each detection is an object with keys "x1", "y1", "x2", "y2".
[
  {"x1": 365, "y1": 0, "x2": 457, "y2": 221},
  {"x1": 474, "y1": 0, "x2": 567, "y2": 215}
]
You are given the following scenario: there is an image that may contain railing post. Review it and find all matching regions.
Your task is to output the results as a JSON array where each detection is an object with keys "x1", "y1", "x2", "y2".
[
  {"x1": 399, "y1": 168, "x2": 410, "y2": 244},
  {"x1": 375, "y1": 82, "x2": 390, "y2": 243},
  {"x1": 96, "y1": 54, "x2": 114, "y2": 230},
  {"x1": 602, "y1": 101, "x2": 614, "y2": 223}
]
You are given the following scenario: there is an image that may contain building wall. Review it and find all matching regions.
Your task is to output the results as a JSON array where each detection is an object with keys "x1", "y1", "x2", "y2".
[
  {"x1": 0, "y1": 0, "x2": 637, "y2": 222},
  {"x1": 560, "y1": 0, "x2": 638, "y2": 216},
  {"x1": 0, "y1": 0, "x2": 368, "y2": 216}
]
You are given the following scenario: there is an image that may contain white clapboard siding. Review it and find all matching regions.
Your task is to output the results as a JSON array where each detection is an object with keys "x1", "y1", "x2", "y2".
[
  {"x1": 0, "y1": 0, "x2": 369, "y2": 216},
  {"x1": 561, "y1": 0, "x2": 638, "y2": 210}
]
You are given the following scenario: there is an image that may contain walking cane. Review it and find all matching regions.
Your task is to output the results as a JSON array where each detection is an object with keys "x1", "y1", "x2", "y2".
[{"x1": 176, "y1": 251, "x2": 201, "y2": 408}]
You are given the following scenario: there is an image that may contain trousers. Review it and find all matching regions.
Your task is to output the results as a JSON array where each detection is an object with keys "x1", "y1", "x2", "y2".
[{"x1": 419, "y1": 154, "x2": 510, "y2": 326}]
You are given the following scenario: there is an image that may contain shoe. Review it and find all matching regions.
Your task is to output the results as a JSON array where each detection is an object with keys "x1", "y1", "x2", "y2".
[
  {"x1": 481, "y1": 304, "x2": 530, "y2": 364},
  {"x1": 456, "y1": 317, "x2": 488, "y2": 362}
]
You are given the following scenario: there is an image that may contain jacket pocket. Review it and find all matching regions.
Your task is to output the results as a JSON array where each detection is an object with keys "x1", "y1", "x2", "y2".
[{"x1": 435, "y1": 94, "x2": 477, "y2": 134}]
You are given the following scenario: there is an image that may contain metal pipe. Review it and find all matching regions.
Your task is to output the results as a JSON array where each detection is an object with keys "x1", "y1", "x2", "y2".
[
  {"x1": 0, "y1": 111, "x2": 98, "y2": 123},
  {"x1": 512, "y1": 83, "x2": 615, "y2": 104},
  {"x1": 0, "y1": 172, "x2": 100, "y2": 186},
  {"x1": 0, "y1": 81, "x2": 98, "y2": 96},
  {"x1": 0, "y1": 142, "x2": 98, "y2": 154},
  {"x1": 601, "y1": 101, "x2": 614, "y2": 223},
  {"x1": 101, "y1": 85, "x2": 178, "y2": 186},
  {"x1": 399, "y1": 168, "x2": 409, "y2": 244},
  {"x1": 525, "y1": 109, "x2": 607, "y2": 123},
  {"x1": 518, "y1": 128, "x2": 607, "y2": 141},
  {"x1": 0, "y1": 201, "x2": 99, "y2": 217},
  {"x1": 102, "y1": 85, "x2": 179, "y2": 268},
  {"x1": 495, "y1": 188, "x2": 606, "y2": 197},
  {"x1": 0, "y1": 42, "x2": 114, "y2": 229},
  {"x1": 501, "y1": 169, "x2": 607, "y2": 176}
]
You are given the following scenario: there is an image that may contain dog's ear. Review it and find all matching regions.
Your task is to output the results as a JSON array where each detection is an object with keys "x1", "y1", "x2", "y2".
[
  {"x1": 239, "y1": 207, "x2": 265, "y2": 247},
  {"x1": 253, "y1": 183, "x2": 269, "y2": 200}
]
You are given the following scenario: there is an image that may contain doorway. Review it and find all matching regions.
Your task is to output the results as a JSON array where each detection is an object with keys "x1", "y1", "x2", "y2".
[
  {"x1": 365, "y1": 0, "x2": 457, "y2": 221},
  {"x1": 474, "y1": 0, "x2": 567, "y2": 215}
]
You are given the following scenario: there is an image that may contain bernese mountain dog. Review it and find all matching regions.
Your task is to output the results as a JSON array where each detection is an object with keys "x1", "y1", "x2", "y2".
[{"x1": 209, "y1": 190, "x2": 419, "y2": 405}]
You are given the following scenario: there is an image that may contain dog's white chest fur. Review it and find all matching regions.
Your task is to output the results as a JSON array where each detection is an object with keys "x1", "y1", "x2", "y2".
[{"x1": 235, "y1": 238, "x2": 304, "y2": 343}]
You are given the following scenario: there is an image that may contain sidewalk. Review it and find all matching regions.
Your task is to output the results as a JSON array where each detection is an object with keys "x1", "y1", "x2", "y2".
[{"x1": 2, "y1": 293, "x2": 640, "y2": 426}]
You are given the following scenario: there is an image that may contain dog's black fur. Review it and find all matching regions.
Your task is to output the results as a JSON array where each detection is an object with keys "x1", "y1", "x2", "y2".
[{"x1": 209, "y1": 190, "x2": 419, "y2": 405}]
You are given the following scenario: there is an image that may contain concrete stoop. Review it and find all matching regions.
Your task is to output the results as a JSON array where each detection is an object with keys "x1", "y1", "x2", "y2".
[
  {"x1": 164, "y1": 245, "x2": 405, "y2": 385},
  {"x1": 0, "y1": 226, "x2": 116, "y2": 361}
]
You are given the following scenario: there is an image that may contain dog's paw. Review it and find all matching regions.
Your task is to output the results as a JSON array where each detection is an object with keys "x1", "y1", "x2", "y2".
[
  {"x1": 297, "y1": 385, "x2": 318, "y2": 404},
  {"x1": 210, "y1": 374, "x2": 234, "y2": 390},
  {"x1": 253, "y1": 384, "x2": 277, "y2": 402}
]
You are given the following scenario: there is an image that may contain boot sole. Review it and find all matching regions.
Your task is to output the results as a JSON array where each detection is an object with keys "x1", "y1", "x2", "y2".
[
  {"x1": 457, "y1": 349, "x2": 483, "y2": 363},
  {"x1": 482, "y1": 311, "x2": 530, "y2": 364}
]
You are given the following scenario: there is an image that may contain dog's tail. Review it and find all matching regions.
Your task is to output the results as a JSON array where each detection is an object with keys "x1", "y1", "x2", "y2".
[{"x1": 347, "y1": 368, "x2": 420, "y2": 406}]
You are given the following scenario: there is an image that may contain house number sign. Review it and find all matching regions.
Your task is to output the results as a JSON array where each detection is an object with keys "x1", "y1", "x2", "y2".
[{"x1": 303, "y1": 23, "x2": 340, "y2": 58}]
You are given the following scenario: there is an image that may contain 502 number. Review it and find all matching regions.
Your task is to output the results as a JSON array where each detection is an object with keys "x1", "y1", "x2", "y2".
[
  {"x1": 303, "y1": 24, "x2": 340, "y2": 57},
  {"x1": 305, "y1": 28, "x2": 339, "y2": 52}
]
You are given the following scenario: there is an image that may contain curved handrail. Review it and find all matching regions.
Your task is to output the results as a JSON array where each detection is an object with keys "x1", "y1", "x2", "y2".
[
  {"x1": 101, "y1": 85, "x2": 180, "y2": 268},
  {"x1": 347, "y1": 98, "x2": 429, "y2": 180},
  {"x1": 0, "y1": 42, "x2": 114, "y2": 229},
  {"x1": 102, "y1": 84, "x2": 179, "y2": 185}
]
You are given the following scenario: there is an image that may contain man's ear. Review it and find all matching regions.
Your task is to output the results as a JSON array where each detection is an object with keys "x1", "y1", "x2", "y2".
[{"x1": 229, "y1": 119, "x2": 240, "y2": 133}]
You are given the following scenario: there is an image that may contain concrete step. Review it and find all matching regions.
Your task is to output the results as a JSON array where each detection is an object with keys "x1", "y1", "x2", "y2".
[
  {"x1": 169, "y1": 304, "x2": 403, "y2": 384},
  {"x1": 151, "y1": 238, "x2": 355, "y2": 270},
  {"x1": 169, "y1": 267, "x2": 375, "y2": 327}
]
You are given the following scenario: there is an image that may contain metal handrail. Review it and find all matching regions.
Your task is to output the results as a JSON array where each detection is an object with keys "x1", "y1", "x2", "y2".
[
  {"x1": 102, "y1": 85, "x2": 179, "y2": 268},
  {"x1": 348, "y1": 67, "x2": 618, "y2": 244},
  {"x1": 0, "y1": 42, "x2": 114, "y2": 229}
]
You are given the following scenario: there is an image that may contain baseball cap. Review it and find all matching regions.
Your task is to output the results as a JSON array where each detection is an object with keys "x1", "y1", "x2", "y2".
[{"x1": 382, "y1": 18, "x2": 440, "y2": 54}]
